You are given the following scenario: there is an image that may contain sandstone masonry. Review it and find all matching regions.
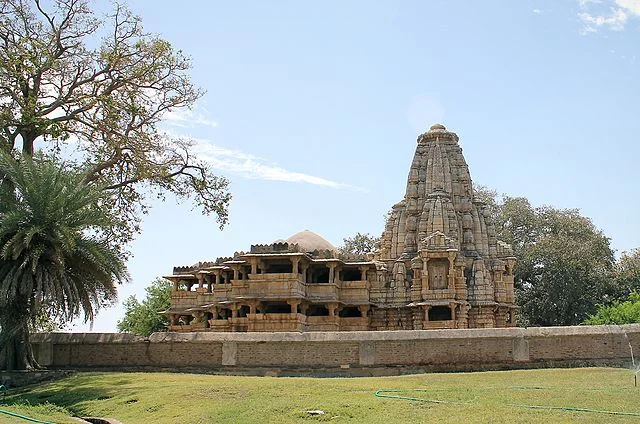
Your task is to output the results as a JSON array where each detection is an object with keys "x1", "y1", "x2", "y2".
[
  {"x1": 30, "y1": 325, "x2": 640, "y2": 375},
  {"x1": 163, "y1": 124, "x2": 518, "y2": 332}
]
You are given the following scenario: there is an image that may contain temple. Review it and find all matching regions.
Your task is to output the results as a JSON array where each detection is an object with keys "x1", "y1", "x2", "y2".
[{"x1": 163, "y1": 124, "x2": 518, "y2": 332}]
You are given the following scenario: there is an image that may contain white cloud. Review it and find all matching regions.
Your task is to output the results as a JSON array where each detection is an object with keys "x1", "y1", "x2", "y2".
[
  {"x1": 578, "y1": 0, "x2": 640, "y2": 33},
  {"x1": 533, "y1": 8, "x2": 542, "y2": 14},
  {"x1": 163, "y1": 105, "x2": 219, "y2": 129},
  {"x1": 180, "y1": 135, "x2": 368, "y2": 192}
]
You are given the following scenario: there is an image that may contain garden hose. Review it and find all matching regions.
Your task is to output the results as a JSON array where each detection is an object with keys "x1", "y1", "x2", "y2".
[
  {"x1": 375, "y1": 386, "x2": 640, "y2": 417},
  {"x1": 0, "y1": 408, "x2": 55, "y2": 423},
  {"x1": 0, "y1": 385, "x2": 55, "y2": 424}
]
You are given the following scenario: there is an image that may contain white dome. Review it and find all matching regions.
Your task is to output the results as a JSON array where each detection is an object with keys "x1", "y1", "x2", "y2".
[{"x1": 284, "y1": 230, "x2": 337, "y2": 252}]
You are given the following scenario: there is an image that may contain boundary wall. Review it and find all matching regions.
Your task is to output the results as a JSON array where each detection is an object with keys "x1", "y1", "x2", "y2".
[{"x1": 30, "y1": 324, "x2": 640, "y2": 376}]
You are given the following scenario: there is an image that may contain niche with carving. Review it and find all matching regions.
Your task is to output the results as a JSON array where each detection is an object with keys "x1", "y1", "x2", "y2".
[{"x1": 427, "y1": 258, "x2": 449, "y2": 290}]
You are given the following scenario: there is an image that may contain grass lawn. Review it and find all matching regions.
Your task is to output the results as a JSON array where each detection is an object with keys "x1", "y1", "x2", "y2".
[{"x1": 1, "y1": 367, "x2": 639, "y2": 423}]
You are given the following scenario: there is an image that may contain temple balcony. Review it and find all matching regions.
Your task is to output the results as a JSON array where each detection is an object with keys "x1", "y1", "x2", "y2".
[
  {"x1": 170, "y1": 291, "x2": 199, "y2": 308},
  {"x1": 421, "y1": 288, "x2": 456, "y2": 301},
  {"x1": 232, "y1": 273, "x2": 306, "y2": 299},
  {"x1": 167, "y1": 322, "x2": 207, "y2": 332},
  {"x1": 339, "y1": 280, "x2": 369, "y2": 304},
  {"x1": 338, "y1": 317, "x2": 370, "y2": 331},
  {"x1": 422, "y1": 320, "x2": 456, "y2": 329},
  {"x1": 305, "y1": 315, "x2": 339, "y2": 331},
  {"x1": 306, "y1": 283, "x2": 339, "y2": 301},
  {"x1": 231, "y1": 317, "x2": 249, "y2": 332},
  {"x1": 247, "y1": 312, "x2": 306, "y2": 332},
  {"x1": 208, "y1": 318, "x2": 232, "y2": 332}
]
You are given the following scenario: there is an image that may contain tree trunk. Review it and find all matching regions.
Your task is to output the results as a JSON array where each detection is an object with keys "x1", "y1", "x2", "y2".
[{"x1": 0, "y1": 310, "x2": 39, "y2": 371}]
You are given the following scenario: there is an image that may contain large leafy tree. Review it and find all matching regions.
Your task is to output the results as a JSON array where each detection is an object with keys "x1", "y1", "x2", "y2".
[
  {"x1": 614, "y1": 249, "x2": 640, "y2": 297},
  {"x1": 584, "y1": 292, "x2": 640, "y2": 325},
  {"x1": 0, "y1": 0, "x2": 231, "y2": 248},
  {"x1": 0, "y1": 151, "x2": 128, "y2": 370},
  {"x1": 474, "y1": 187, "x2": 618, "y2": 326},
  {"x1": 339, "y1": 232, "x2": 380, "y2": 256},
  {"x1": 117, "y1": 277, "x2": 171, "y2": 336}
]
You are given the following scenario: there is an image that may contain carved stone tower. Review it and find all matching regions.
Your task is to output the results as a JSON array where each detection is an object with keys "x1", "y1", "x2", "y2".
[{"x1": 374, "y1": 124, "x2": 518, "y2": 329}]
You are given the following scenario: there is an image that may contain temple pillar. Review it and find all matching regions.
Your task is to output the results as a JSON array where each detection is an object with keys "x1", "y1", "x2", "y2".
[
  {"x1": 328, "y1": 264, "x2": 336, "y2": 285},
  {"x1": 328, "y1": 302, "x2": 339, "y2": 317},
  {"x1": 358, "y1": 305, "x2": 370, "y2": 317},
  {"x1": 291, "y1": 257, "x2": 300, "y2": 275},
  {"x1": 173, "y1": 280, "x2": 179, "y2": 292},
  {"x1": 360, "y1": 265, "x2": 369, "y2": 282},
  {"x1": 448, "y1": 253, "x2": 456, "y2": 290},
  {"x1": 301, "y1": 264, "x2": 308, "y2": 283},
  {"x1": 287, "y1": 299, "x2": 300, "y2": 315},
  {"x1": 196, "y1": 274, "x2": 205, "y2": 292},
  {"x1": 421, "y1": 258, "x2": 429, "y2": 294}
]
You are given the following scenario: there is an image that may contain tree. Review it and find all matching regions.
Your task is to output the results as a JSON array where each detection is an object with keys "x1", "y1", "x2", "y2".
[
  {"x1": 476, "y1": 189, "x2": 618, "y2": 327},
  {"x1": 0, "y1": 151, "x2": 128, "y2": 370},
  {"x1": 339, "y1": 232, "x2": 380, "y2": 255},
  {"x1": 0, "y1": 0, "x2": 231, "y2": 250},
  {"x1": 118, "y1": 277, "x2": 171, "y2": 336},
  {"x1": 614, "y1": 249, "x2": 640, "y2": 297},
  {"x1": 584, "y1": 292, "x2": 640, "y2": 325}
]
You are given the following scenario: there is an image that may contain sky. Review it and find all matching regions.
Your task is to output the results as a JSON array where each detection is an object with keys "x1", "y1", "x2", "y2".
[{"x1": 72, "y1": 0, "x2": 640, "y2": 331}]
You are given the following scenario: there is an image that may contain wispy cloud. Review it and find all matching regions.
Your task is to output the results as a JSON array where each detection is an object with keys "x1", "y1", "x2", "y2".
[
  {"x1": 578, "y1": 0, "x2": 640, "y2": 33},
  {"x1": 533, "y1": 8, "x2": 542, "y2": 14},
  {"x1": 163, "y1": 105, "x2": 219, "y2": 129},
  {"x1": 174, "y1": 134, "x2": 368, "y2": 192}
]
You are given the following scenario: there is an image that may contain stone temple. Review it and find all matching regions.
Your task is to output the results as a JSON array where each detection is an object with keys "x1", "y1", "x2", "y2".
[{"x1": 164, "y1": 124, "x2": 518, "y2": 332}]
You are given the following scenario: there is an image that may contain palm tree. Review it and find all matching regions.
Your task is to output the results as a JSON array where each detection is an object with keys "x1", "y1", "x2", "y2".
[{"x1": 0, "y1": 151, "x2": 128, "y2": 370}]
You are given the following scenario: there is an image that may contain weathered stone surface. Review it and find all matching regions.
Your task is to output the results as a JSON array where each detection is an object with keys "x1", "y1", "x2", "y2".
[{"x1": 30, "y1": 325, "x2": 640, "y2": 374}]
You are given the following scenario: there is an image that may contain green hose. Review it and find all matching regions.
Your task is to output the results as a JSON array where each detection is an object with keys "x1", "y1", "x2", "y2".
[
  {"x1": 375, "y1": 387, "x2": 640, "y2": 417},
  {"x1": 0, "y1": 385, "x2": 55, "y2": 423},
  {"x1": 0, "y1": 408, "x2": 55, "y2": 423},
  {"x1": 374, "y1": 389, "x2": 473, "y2": 405},
  {"x1": 506, "y1": 403, "x2": 640, "y2": 417}
]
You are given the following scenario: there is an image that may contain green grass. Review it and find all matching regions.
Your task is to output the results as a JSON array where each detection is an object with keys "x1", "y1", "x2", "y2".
[{"x1": 1, "y1": 368, "x2": 639, "y2": 423}]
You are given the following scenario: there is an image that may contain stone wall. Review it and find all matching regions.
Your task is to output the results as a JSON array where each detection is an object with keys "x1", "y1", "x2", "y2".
[{"x1": 30, "y1": 324, "x2": 640, "y2": 376}]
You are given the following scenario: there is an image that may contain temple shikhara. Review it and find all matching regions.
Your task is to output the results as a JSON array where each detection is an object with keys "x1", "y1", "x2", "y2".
[{"x1": 164, "y1": 124, "x2": 518, "y2": 332}]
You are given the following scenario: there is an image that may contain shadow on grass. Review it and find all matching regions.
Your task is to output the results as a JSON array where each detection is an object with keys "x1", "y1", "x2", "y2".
[{"x1": 1, "y1": 378, "x2": 134, "y2": 416}]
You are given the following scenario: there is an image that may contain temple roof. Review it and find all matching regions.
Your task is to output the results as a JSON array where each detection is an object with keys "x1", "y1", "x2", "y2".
[{"x1": 284, "y1": 230, "x2": 337, "y2": 253}]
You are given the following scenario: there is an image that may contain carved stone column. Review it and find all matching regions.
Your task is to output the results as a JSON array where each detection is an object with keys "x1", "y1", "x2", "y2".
[
  {"x1": 291, "y1": 257, "x2": 300, "y2": 275},
  {"x1": 287, "y1": 299, "x2": 300, "y2": 315},
  {"x1": 360, "y1": 265, "x2": 369, "y2": 282},
  {"x1": 358, "y1": 305, "x2": 370, "y2": 317},
  {"x1": 328, "y1": 264, "x2": 336, "y2": 285}
]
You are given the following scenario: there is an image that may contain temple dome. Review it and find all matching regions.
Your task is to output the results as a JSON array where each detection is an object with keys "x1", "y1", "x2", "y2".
[{"x1": 285, "y1": 230, "x2": 337, "y2": 252}]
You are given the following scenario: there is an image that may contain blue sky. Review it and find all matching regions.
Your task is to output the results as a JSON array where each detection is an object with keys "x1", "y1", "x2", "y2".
[{"x1": 75, "y1": 0, "x2": 640, "y2": 331}]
